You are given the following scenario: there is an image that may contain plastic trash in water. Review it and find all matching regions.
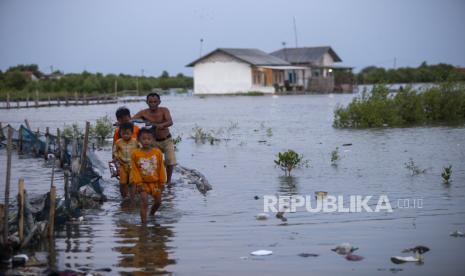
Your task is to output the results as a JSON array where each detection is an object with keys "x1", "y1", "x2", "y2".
[
  {"x1": 255, "y1": 213, "x2": 269, "y2": 220},
  {"x1": 392, "y1": 245, "x2": 430, "y2": 264},
  {"x1": 250, "y1": 250, "x2": 273, "y2": 256},
  {"x1": 345, "y1": 253, "x2": 364, "y2": 261},
  {"x1": 331, "y1": 243, "x2": 358, "y2": 255},
  {"x1": 391, "y1": 256, "x2": 419, "y2": 264},
  {"x1": 315, "y1": 191, "x2": 328, "y2": 199},
  {"x1": 450, "y1": 230, "x2": 465, "y2": 237}
]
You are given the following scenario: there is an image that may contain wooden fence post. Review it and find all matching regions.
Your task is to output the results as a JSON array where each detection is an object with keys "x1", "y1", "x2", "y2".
[
  {"x1": 6, "y1": 92, "x2": 10, "y2": 109},
  {"x1": 2, "y1": 128, "x2": 13, "y2": 243},
  {"x1": 44, "y1": 127, "x2": 50, "y2": 160},
  {"x1": 79, "y1": 122, "x2": 90, "y2": 173},
  {"x1": 47, "y1": 186, "x2": 56, "y2": 238},
  {"x1": 18, "y1": 126, "x2": 23, "y2": 154},
  {"x1": 24, "y1": 119, "x2": 31, "y2": 130},
  {"x1": 18, "y1": 178, "x2": 25, "y2": 243},
  {"x1": 35, "y1": 90, "x2": 39, "y2": 107}
]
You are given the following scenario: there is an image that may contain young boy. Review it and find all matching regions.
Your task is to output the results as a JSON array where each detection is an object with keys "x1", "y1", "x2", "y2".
[
  {"x1": 112, "y1": 122, "x2": 139, "y2": 201},
  {"x1": 131, "y1": 128, "x2": 167, "y2": 224},
  {"x1": 113, "y1": 106, "x2": 140, "y2": 143}
]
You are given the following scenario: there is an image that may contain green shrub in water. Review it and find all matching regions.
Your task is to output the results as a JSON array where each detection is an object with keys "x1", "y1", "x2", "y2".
[
  {"x1": 274, "y1": 149, "x2": 308, "y2": 176},
  {"x1": 92, "y1": 115, "x2": 113, "y2": 143},
  {"x1": 441, "y1": 165, "x2": 452, "y2": 184},
  {"x1": 333, "y1": 83, "x2": 465, "y2": 128}
]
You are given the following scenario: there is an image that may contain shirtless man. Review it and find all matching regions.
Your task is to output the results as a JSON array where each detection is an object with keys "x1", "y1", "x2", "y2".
[{"x1": 133, "y1": 93, "x2": 176, "y2": 183}]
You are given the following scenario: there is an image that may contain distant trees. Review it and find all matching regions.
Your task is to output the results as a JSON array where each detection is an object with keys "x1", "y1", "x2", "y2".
[
  {"x1": 0, "y1": 64, "x2": 193, "y2": 94},
  {"x1": 356, "y1": 62, "x2": 465, "y2": 84}
]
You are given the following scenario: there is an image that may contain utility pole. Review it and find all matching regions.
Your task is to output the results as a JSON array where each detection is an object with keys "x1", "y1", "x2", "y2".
[
  {"x1": 199, "y1": 38, "x2": 204, "y2": 57},
  {"x1": 393, "y1": 57, "x2": 397, "y2": 69},
  {"x1": 293, "y1": 16, "x2": 299, "y2": 48}
]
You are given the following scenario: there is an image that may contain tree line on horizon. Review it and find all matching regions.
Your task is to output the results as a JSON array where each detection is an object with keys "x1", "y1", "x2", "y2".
[
  {"x1": 0, "y1": 64, "x2": 193, "y2": 95},
  {"x1": 1, "y1": 62, "x2": 464, "y2": 96}
]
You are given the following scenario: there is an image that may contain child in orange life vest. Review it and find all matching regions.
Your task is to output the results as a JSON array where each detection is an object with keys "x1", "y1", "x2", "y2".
[
  {"x1": 112, "y1": 122, "x2": 139, "y2": 201},
  {"x1": 131, "y1": 128, "x2": 167, "y2": 224}
]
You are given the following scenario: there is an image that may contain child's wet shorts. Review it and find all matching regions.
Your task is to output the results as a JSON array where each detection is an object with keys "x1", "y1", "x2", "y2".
[{"x1": 119, "y1": 164, "x2": 131, "y2": 185}]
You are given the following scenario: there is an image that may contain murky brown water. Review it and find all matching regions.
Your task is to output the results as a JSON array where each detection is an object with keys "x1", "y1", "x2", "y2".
[{"x1": 1, "y1": 93, "x2": 465, "y2": 275}]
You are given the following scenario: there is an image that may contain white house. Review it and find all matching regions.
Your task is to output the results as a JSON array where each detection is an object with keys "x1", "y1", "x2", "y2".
[{"x1": 186, "y1": 48, "x2": 306, "y2": 95}]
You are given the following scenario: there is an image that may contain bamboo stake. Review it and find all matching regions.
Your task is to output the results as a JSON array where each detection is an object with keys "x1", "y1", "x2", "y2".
[
  {"x1": 24, "y1": 119, "x2": 31, "y2": 130},
  {"x1": 64, "y1": 170, "x2": 70, "y2": 209},
  {"x1": 18, "y1": 178, "x2": 25, "y2": 243},
  {"x1": 18, "y1": 126, "x2": 23, "y2": 154},
  {"x1": 35, "y1": 90, "x2": 39, "y2": 107},
  {"x1": 44, "y1": 127, "x2": 50, "y2": 160},
  {"x1": 2, "y1": 128, "x2": 13, "y2": 243},
  {"x1": 6, "y1": 92, "x2": 10, "y2": 109},
  {"x1": 0, "y1": 122, "x2": 3, "y2": 140},
  {"x1": 47, "y1": 186, "x2": 56, "y2": 238},
  {"x1": 80, "y1": 122, "x2": 90, "y2": 173},
  {"x1": 0, "y1": 204, "x2": 3, "y2": 244}
]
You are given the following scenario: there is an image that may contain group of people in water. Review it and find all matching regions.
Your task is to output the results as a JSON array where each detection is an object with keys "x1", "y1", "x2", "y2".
[{"x1": 111, "y1": 92, "x2": 176, "y2": 224}]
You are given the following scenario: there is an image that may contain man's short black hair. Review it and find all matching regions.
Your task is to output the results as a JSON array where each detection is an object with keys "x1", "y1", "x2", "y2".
[
  {"x1": 137, "y1": 127, "x2": 155, "y2": 140},
  {"x1": 115, "y1": 106, "x2": 131, "y2": 119},
  {"x1": 119, "y1": 122, "x2": 134, "y2": 132},
  {"x1": 146, "y1": 92, "x2": 160, "y2": 101}
]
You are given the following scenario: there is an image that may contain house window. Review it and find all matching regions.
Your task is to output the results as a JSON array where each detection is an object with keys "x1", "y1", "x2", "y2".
[
  {"x1": 312, "y1": 69, "x2": 321, "y2": 77},
  {"x1": 253, "y1": 71, "x2": 263, "y2": 85}
]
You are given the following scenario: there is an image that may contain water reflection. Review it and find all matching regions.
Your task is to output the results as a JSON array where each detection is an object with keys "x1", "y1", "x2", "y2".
[
  {"x1": 278, "y1": 176, "x2": 299, "y2": 195},
  {"x1": 113, "y1": 221, "x2": 175, "y2": 275}
]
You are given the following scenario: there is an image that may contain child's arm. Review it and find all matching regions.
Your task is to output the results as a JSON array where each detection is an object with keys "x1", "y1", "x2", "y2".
[
  {"x1": 130, "y1": 152, "x2": 143, "y2": 185},
  {"x1": 112, "y1": 142, "x2": 118, "y2": 161},
  {"x1": 157, "y1": 151, "x2": 167, "y2": 184}
]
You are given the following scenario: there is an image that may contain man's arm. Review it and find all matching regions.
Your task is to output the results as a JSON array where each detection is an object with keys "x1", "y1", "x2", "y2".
[
  {"x1": 157, "y1": 108, "x2": 173, "y2": 129},
  {"x1": 131, "y1": 109, "x2": 145, "y2": 120}
]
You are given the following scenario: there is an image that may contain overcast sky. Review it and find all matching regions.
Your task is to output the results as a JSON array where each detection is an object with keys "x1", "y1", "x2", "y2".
[{"x1": 1, "y1": 0, "x2": 464, "y2": 76}]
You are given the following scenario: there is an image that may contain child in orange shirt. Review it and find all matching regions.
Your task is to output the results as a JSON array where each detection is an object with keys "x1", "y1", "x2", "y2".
[
  {"x1": 131, "y1": 128, "x2": 167, "y2": 224},
  {"x1": 113, "y1": 106, "x2": 140, "y2": 143},
  {"x1": 113, "y1": 122, "x2": 139, "y2": 201}
]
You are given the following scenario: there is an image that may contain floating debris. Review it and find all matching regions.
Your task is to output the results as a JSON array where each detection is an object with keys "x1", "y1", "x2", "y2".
[
  {"x1": 250, "y1": 250, "x2": 273, "y2": 256},
  {"x1": 392, "y1": 245, "x2": 430, "y2": 264},
  {"x1": 254, "y1": 195, "x2": 260, "y2": 200},
  {"x1": 298, "y1": 253, "x2": 319, "y2": 258},
  {"x1": 391, "y1": 256, "x2": 419, "y2": 264},
  {"x1": 255, "y1": 213, "x2": 269, "y2": 220},
  {"x1": 345, "y1": 253, "x2": 364, "y2": 261},
  {"x1": 331, "y1": 243, "x2": 358, "y2": 255},
  {"x1": 315, "y1": 191, "x2": 328, "y2": 199},
  {"x1": 450, "y1": 230, "x2": 465, "y2": 237},
  {"x1": 276, "y1": 211, "x2": 287, "y2": 222},
  {"x1": 175, "y1": 165, "x2": 212, "y2": 194},
  {"x1": 12, "y1": 254, "x2": 28, "y2": 267},
  {"x1": 342, "y1": 143, "x2": 352, "y2": 146}
]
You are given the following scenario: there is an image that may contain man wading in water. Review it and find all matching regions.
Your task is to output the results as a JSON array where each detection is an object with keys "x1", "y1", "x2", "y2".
[{"x1": 133, "y1": 93, "x2": 176, "y2": 184}]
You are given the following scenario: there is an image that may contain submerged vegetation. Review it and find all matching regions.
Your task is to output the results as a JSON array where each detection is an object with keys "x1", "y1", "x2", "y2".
[
  {"x1": 62, "y1": 116, "x2": 114, "y2": 143},
  {"x1": 274, "y1": 150, "x2": 308, "y2": 177},
  {"x1": 441, "y1": 166, "x2": 452, "y2": 184},
  {"x1": 331, "y1": 147, "x2": 340, "y2": 166},
  {"x1": 333, "y1": 84, "x2": 465, "y2": 128},
  {"x1": 404, "y1": 158, "x2": 427, "y2": 176}
]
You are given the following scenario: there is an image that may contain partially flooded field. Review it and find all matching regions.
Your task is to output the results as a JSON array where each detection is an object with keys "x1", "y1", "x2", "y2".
[{"x1": 1, "y1": 93, "x2": 465, "y2": 275}]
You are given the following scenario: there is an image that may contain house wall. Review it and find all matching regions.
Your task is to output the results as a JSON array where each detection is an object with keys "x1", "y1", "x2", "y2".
[
  {"x1": 193, "y1": 52, "x2": 274, "y2": 94},
  {"x1": 321, "y1": 53, "x2": 335, "y2": 66}
]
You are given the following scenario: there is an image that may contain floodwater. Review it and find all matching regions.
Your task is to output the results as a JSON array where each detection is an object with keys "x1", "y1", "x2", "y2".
[{"x1": 1, "y1": 93, "x2": 465, "y2": 275}]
